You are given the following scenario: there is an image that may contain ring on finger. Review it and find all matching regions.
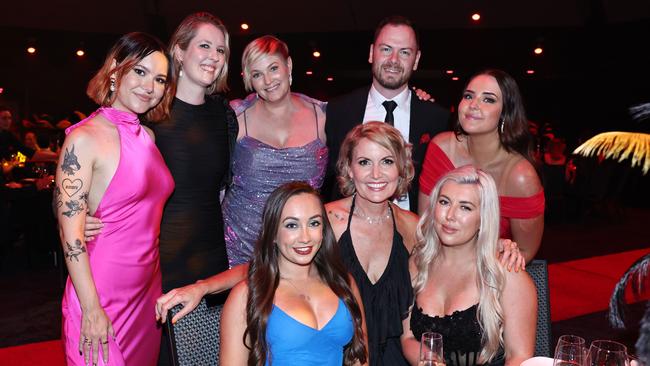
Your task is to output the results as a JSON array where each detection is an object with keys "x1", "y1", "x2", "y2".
[{"x1": 101, "y1": 340, "x2": 109, "y2": 344}]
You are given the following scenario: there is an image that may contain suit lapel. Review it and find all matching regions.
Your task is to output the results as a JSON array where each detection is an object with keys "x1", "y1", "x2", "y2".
[{"x1": 409, "y1": 90, "x2": 425, "y2": 144}]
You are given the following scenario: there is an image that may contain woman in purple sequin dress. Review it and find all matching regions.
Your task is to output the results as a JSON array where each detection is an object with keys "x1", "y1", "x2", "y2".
[{"x1": 222, "y1": 35, "x2": 327, "y2": 266}]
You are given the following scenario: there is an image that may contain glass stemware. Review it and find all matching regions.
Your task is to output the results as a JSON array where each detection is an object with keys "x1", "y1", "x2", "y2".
[
  {"x1": 554, "y1": 335, "x2": 587, "y2": 366},
  {"x1": 419, "y1": 332, "x2": 444, "y2": 366},
  {"x1": 587, "y1": 340, "x2": 630, "y2": 366}
]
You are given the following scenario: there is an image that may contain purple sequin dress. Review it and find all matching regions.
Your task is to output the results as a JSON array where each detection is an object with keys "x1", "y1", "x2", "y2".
[{"x1": 222, "y1": 93, "x2": 328, "y2": 266}]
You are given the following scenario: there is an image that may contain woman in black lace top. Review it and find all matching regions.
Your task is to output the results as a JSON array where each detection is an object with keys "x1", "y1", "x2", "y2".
[{"x1": 401, "y1": 165, "x2": 537, "y2": 366}]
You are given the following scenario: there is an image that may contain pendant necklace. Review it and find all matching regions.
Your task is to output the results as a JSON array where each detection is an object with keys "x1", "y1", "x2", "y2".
[
  {"x1": 281, "y1": 276, "x2": 311, "y2": 302},
  {"x1": 354, "y1": 203, "x2": 391, "y2": 225}
]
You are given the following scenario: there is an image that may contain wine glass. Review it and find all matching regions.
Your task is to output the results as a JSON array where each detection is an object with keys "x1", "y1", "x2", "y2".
[
  {"x1": 554, "y1": 335, "x2": 586, "y2": 366},
  {"x1": 587, "y1": 340, "x2": 629, "y2": 366},
  {"x1": 419, "y1": 332, "x2": 444, "y2": 366}
]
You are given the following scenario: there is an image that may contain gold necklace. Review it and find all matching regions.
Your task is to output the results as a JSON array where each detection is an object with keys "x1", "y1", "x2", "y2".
[
  {"x1": 281, "y1": 276, "x2": 311, "y2": 302},
  {"x1": 354, "y1": 203, "x2": 391, "y2": 225}
]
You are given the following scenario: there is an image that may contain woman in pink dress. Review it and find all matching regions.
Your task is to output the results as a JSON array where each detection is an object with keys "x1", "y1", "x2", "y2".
[{"x1": 55, "y1": 32, "x2": 175, "y2": 366}]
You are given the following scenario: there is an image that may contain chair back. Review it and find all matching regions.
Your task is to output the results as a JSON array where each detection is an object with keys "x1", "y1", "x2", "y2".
[
  {"x1": 167, "y1": 298, "x2": 223, "y2": 366},
  {"x1": 526, "y1": 259, "x2": 552, "y2": 357}
]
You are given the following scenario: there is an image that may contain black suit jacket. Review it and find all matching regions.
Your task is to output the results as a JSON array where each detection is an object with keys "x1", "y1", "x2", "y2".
[{"x1": 324, "y1": 86, "x2": 450, "y2": 212}]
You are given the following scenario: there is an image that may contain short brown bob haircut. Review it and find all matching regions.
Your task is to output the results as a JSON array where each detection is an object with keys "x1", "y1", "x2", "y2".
[
  {"x1": 337, "y1": 121, "x2": 414, "y2": 199},
  {"x1": 86, "y1": 32, "x2": 174, "y2": 122}
]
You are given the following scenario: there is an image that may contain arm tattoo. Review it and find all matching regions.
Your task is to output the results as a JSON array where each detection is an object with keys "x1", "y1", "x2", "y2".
[
  {"x1": 62, "y1": 191, "x2": 88, "y2": 218},
  {"x1": 65, "y1": 239, "x2": 86, "y2": 262},
  {"x1": 61, "y1": 145, "x2": 81, "y2": 176}
]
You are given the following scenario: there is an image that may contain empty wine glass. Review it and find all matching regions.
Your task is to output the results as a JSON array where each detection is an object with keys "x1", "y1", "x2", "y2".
[
  {"x1": 419, "y1": 332, "x2": 444, "y2": 366},
  {"x1": 587, "y1": 340, "x2": 629, "y2": 366},
  {"x1": 554, "y1": 335, "x2": 586, "y2": 366}
]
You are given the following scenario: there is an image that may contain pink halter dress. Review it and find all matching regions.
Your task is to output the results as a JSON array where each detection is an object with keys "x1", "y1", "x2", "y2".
[{"x1": 61, "y1": 107, "x2": 174, "y2": 365}]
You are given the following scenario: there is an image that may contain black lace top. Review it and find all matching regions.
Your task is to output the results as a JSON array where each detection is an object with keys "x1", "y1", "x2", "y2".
[
  {"x1": 338, "y1": 196, "x2": 413, "y2": 366},
  {"x1": 410, "y1": 303, "x2": 505, "y2": 366}
]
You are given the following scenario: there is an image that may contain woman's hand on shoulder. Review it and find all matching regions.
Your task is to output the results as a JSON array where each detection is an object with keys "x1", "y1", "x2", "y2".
[{"x1": 497, "y1": 238, "x2": 526, "y2": 272}]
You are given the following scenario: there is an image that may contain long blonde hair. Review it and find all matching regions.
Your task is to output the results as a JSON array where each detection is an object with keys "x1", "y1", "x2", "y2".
[{"x1": 413, "y1": 165, "x2": 505, "y2": 362}]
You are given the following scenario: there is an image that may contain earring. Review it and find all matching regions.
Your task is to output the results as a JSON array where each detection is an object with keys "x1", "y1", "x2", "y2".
[
  {"x1": 499, "y1": 119, "x2": 504, "y2": 134},
  {"x1": 179, "y1": 68, "x2": 183, "y2": 78},
  {"x1": 289, "y1": 73, "x2": 293, "y2": 86},
  {"x1": 109, "y1": 78, "x2": 116, "y2": 92}
]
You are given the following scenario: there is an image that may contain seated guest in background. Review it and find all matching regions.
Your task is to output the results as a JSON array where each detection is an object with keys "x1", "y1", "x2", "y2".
[
  {"x1": 222, "y1": 35, "x2": 328, "y2": 267},
  {"x1": 402, "y1": 165, "x2": 537, "y2": 366},
  {"x1": 1, "y1": 105, "x2": 34, "y2": 162},
  {"x1": 419, "y1": 69, "x2": 544, "y2": 262},
  {"x1": 57, "y1": 32, "x2": 175, "y2": 366},
  {"x1": 29, "y1": 130, "x2": 59, "y2": 162},
  {"x1": 219, "y1": 182, "x2": 367, "y2": 365}
]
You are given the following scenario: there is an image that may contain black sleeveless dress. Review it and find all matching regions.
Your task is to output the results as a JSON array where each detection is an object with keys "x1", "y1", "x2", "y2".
[
  {"x1": 410, "y1": 303, "x2": 505, "y2": 366},
  {"x1": 151, "y1": 95, "x2": 237, "y2": 292},
  {"x1": 338, "y1": 195, "x2": 413, "y2": 366}
]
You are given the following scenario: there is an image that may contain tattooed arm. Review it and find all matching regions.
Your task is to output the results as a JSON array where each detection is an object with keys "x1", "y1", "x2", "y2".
[{"x1": 55, "y1": 129, "x2": 114, "y2": 364}]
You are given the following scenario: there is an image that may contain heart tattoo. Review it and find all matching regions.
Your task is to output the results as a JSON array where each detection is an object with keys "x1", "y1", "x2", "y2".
[{"x1": 62, "y1": 178, "x2": 83, "y2": 197}]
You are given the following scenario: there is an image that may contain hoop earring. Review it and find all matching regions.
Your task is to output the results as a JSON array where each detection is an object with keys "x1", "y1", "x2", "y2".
[{"x1": 109, "y1": 78, "x2": 116, "y2": 92}]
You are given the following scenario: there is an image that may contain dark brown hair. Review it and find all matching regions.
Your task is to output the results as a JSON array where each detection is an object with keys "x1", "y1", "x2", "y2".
[
  {"x1": 169, "y1": 12, "x2": 230, "y2": 94},
  {"x1": 373, "y1": 15, "x2": 420, "y2": 50},
  {"x1": 454, "y1": 69, "x2": 535, "y2": 165},
  {"x1": 244, "y1": 182, "x2": 367, "y2": 366},
  {"x1": 86, "y1": 32, "x2": 174, "y2": 122}
]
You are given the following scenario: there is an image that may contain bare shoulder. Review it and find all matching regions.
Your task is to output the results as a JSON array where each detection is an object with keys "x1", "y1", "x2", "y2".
[
  {"x1": 393, "y1": 204, "x2": 420, "y2": 253},
  {"x1": 503, "y1": 157, "x2": 542, "y2": 197},
  {"x1": 226, "y1": 280, "x2": 249, "y2": 308},
  {"x1": 504, "y1": 267, "x2": 536, "y2": 296},
  {"x1": 325, "y1": 198, "x2": 352, "y2": 239},
  {"x1": 63, "y1": 116, "x2": 112, "y2": 150},
  {"x1": 432, "y1": 131, "x2": 455, "y2": 148}
]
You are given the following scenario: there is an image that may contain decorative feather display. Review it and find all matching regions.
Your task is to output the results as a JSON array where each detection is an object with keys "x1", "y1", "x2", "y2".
[
  {"x1": 573, "y1": 132, "x2": 650, "y2": 174},
  {"x1": 630, "y1": 102, "x2": 650, "y2": 121},
  {"x1": 608, "y1": 253, "x2": 650, "y2": 328}
]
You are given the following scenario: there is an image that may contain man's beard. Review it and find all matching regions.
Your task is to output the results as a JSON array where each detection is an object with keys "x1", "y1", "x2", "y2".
[{"x1": 373, "y1": 61, "x2": 411, "y2": 90}]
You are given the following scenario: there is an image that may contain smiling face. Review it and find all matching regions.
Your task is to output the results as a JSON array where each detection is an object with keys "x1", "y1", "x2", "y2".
[
  {"x1": 275, "y1": 193, "x2": 324, "y2": 269},
  {"x1": 458, "y1": 74, "x2": 504, "y2": 136},
  {"x1": 349, "y1": 137, "x2": 400, "y2": 204},
  {"x1": 369, "y1": 24, "x2": 421, "y2": 94},
  {"x1": 248, "y1": 53, "x2": 292, "y2": 102},
  {"x1": 433, "y1": 181, "x2": 481, "y2": 247},
  {"x1": 111, "y1": 51, "x2": 168, "y2": 114},
  {"x1": 175, "y1": 23, "x2": 226, "y2": 89}
]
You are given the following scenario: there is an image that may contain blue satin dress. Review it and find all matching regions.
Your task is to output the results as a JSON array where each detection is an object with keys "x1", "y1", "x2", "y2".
[{"x1": 265, "y1": 298, "x2": 354, "y2": 366}]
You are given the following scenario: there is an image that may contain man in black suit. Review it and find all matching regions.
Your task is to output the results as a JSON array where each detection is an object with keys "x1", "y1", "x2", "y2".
[{"x1": 325, "y1": 16, "x2": 449, "y2": 213}]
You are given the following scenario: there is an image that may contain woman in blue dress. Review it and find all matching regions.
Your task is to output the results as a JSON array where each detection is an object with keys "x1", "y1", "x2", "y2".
[{"x1": 220, "y1": 182, "x2": 367, "y2": 365}]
